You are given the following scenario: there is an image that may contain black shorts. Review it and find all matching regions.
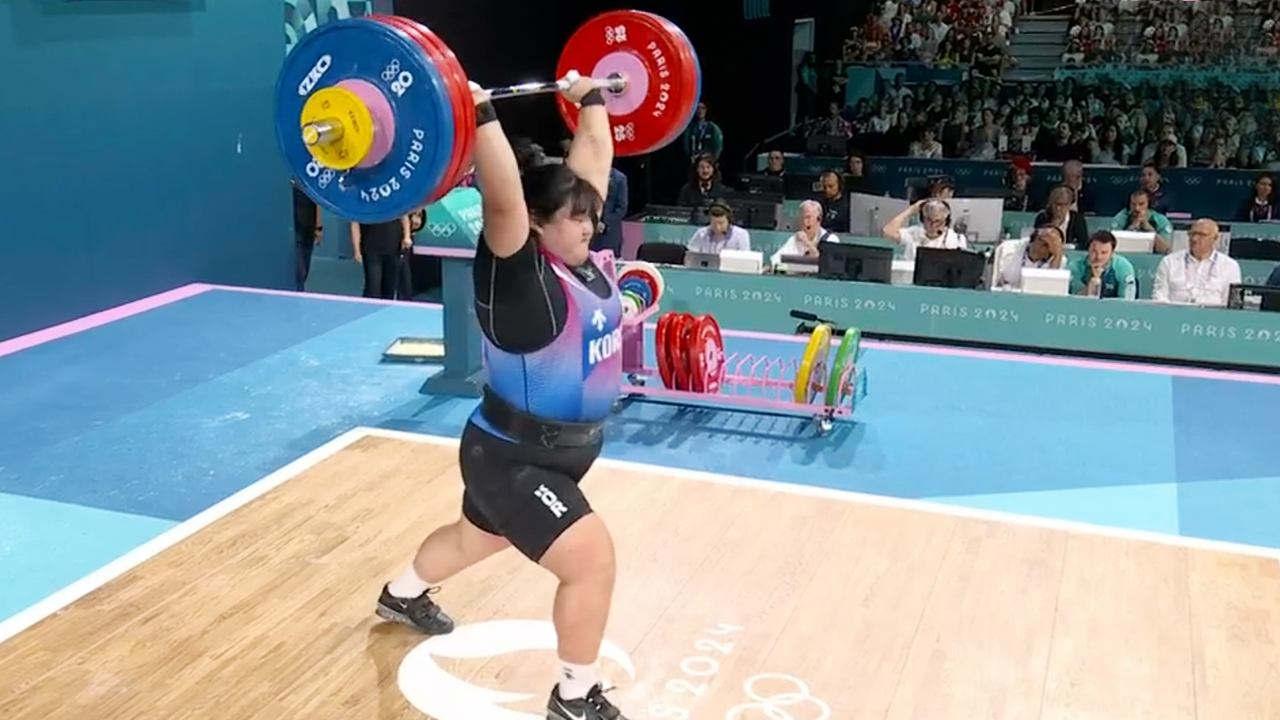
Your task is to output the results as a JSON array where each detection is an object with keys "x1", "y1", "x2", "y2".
[{"x1": 458, "y1": 420, "x2": 601, "y2": 562}]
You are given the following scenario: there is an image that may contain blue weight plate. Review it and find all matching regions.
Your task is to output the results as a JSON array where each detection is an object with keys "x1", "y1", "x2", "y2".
[
  {"x1": 275, "y1": 18, "x2": 454, "y2": 224},
  {"x1": 619, "y1": 276, "x2": 653, "y2": 306}
]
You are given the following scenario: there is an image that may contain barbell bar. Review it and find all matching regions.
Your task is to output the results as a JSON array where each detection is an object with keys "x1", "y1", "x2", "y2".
[
  {"x1": 299, "y1": 71, "x2": 628, "y2": 149},
  {"x1": 276, "y1": 10, "x2": 702, "y2": 224}
]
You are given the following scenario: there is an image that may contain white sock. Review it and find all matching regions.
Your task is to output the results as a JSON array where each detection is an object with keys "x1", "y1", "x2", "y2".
[
  {"x1": 557, "y1": 660, "x2": 598, "y2": 700},
  {"x1": 387, "y1": 566, "x2": 433, "y2": 599}
]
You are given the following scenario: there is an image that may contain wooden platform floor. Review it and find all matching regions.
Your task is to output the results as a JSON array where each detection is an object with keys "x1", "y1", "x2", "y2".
[{"x1": 1, "y1": 435, "x2": 1278, "y2": 720}]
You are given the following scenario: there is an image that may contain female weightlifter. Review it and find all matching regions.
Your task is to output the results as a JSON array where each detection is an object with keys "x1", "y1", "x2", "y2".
[{"x1": 375, "y1": 74, "x2": 632, "y2": 720}]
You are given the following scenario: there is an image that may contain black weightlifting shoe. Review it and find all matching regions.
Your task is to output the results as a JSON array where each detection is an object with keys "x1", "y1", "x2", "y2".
[
  {"x1": 374, "y1": 584, "x2": 455, "y2": 635},
  {"x1": 547, "y1": 683, "x2": 630, "y2": 720}
]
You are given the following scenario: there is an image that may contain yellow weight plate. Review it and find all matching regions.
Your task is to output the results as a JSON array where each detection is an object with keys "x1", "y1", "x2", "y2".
[
  {"x1": 299, "y1": 86, "x2": 376, "y2": 171},
  {"x1": 793, "y1": 323, "x2": 832, "y2": 403}
]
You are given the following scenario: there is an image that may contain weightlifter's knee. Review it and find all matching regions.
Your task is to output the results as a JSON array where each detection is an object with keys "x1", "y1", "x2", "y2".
[{"x1": 539, "y1": 512, "x2": 616, "y2": 586}]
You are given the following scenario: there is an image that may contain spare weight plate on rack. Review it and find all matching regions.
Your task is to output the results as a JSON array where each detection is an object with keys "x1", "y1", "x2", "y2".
[
  {"x1": 687, "y1": 314, "x2": 725, "y2": 394},
  {"x1": 794, "y1": 323, "x2": 832, "y2": 403},
  {"x1": 276, "y1": 18, "x2": 454, "y2": 223},
  {"x1": 824, "y1": 327, "x2": 861, "y2": 407},
  {"x1": 555, "y1": 10, "x2": 701, "y2": 157},
  {"x1": 621, "y1": 260, "x2": 665, "y2": 301},
  {"x1": 655, "y1": 313, "x2": 677, "y2": 389},
  {"x1": 618, "y1": 275, "x2": 653, "y2": 308},
  {"x1": 618, "y1": 269, "x2": 659, "y2": 307},
  {"x1": 670, "y1": 313, "x2": 695, "y2": 391}
]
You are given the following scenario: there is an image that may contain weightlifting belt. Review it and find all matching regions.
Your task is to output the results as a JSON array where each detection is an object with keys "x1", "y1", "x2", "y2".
[{"x1": 479, "y1": 387, "x2": 604, "y2": 449}]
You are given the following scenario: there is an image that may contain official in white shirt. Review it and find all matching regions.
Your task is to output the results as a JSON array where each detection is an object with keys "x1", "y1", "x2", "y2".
[
  {"x1": 1151, "y1": 218, "x2": 1241, "y2": 306},
  {"x1": 881, "y1": 198, "x2": 967, "y2": 260},
  {"x1": 771, "y1": 199, "x2": 840, "y2": 267},
  {"x1": 994, "y1": 226, "x2": 1067, "y2": 288}
]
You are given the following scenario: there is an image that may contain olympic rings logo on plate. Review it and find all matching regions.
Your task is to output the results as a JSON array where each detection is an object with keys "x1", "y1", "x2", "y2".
[
  {"x1": 428, "y1": 222, "x2": 458, "y2": 236},
  {"x1": 381, "y1": 59, "x2": 402, "y2": 82},
  {"x1": 725, "y1": 674, "x2": 831, "y2": 720}
]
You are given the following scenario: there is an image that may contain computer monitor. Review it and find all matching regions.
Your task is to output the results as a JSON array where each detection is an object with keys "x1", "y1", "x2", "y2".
[
  {"x1": 722, "y1": 198, "x2": 780, "y2": 230},
  {"x1": 738, "y1": 174, "x2": 785, "y2": 197},
  {"x1": 1229, "y1": 238, "x2": 1280, "y2": 262},
  {"x1": 1020, "y1": 267, "x2": 1072, "y2": 296},
  {"x1": 1227, "y1": 283, "x2": 1280, "y2": 313},
  {"x1": 912, "y1": 247, "x2": 988, "y2": 289},
  {"x1": 817, "y1": 242, "x2": 894, "y2": 284},
  {"x1": 805, "y1": 134, "x2": 848, "y2": 157},
  {"x1": 1112, "y1": 230, "x2": 1156, "y2": 254}
]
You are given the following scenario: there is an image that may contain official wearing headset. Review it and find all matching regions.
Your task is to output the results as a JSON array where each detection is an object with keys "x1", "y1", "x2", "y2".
[{"x1": 881, "y1": 198, "x2": 968, "y2": 260}]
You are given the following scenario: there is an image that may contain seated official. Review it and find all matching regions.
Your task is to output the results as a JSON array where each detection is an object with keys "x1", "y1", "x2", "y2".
[
  {"x1": 686, "y1": 202, "x2": 751, "y2": 254},
  {"x1": 1151, "y1": 219, "x2": 1241, "y2": 307},
  {"x1": 815, "y1": 170, "x2": 850, "y2": 232},
  {"x1": 994, "y1": 226, "x2": 1068, "y2": 289},
  {"x1": 1069, "y1": 230, "x2": 1137, "y2": 300},
  {"x1": 1110, "y1": 189, "x2": 1172, "y2": 254},
  {"x1": 1032, "y1": 185, "x2": 1090, "y2": 250},
  {"x1": 771, "y1": 199, "x2": 839, "y2": 267},
  {"x1": 881, "y1": 198, "x2": 967, "y2": 261}
]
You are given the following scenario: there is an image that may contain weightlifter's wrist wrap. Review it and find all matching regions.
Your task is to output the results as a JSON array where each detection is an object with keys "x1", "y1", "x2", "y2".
[
  {"x1": 475, "y1": 101, "x2": 497, "y2": 127},
  {"x1": 579, "y1": 89, "x2": 606, "y2": 107}
]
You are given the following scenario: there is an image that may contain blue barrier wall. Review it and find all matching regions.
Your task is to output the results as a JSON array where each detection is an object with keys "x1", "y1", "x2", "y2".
[{"x1": 0, "y1": 1, "x2": 291, "y2": 342}]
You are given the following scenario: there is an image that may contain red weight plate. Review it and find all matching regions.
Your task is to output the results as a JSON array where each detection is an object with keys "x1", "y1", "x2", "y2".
[
  {"x1": 374, "y1": 16, "x2": 471, "y2": 204},
  {"x1": 409, "y1": 20, "x2": 476, "y2": 199},
  {"x1": 555, "y1": 10, "x2": 698, "y2": 157},
  {"x1": 687, "y1": 314, "x2": 725, "y2": 394},
  {"x1": 670, "y1": 313, "x2": 695, "y2": 391},
  {"x1": 655, "y1": 313, "x2": 677, "y2": 389},
  {"x1": 643, "y1": 14, "x2": 701, "y2": 150}
]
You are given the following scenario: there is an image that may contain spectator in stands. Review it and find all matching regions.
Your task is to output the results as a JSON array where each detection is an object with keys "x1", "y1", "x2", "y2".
[
  {"x1": 1111, "y1": 189, "x2": 1173, "y2": 254},
  {"x1": 1137, "y1": 163, "x2": 1173, "y2": 214},
  {"x1": 814, "y1": 102, "x2": 854, "y2": 138},
  {"x1": 763, "y1": 150, "x2": 786, "y2": 177},
  {"x1": 994, "y1": 226, "x2": 1068, "y2": 288},
  {"x1": 683, "y1": 103, "x2": 723, "y2": 162},
  {"x1": 843, "y1": 152, "x2": 867, "y2": 192},
  {"x1": 881, "y1": 198, "x2": 968, "y2": 260},
  {"x1": 909, "y1": 127, "x2": 944, "y2": 159},
  {"x1": 677, "y1": 153, "x2": 728, "y2": 207},
  {"x1": 1152, "y1": 219, "x2": 1242, "y2": 307},
  {"x1": 770, "y1": 200, "x2": 840, "y2": 267},
  {"x1": 1059, "y1": 160, "x2": 1094, "y2": 214},
  {"x1": 686, "y1": 202, "x2": 751, "y2": 254},
  {"x1": 1033, "y1": 185, "x2": 1091, "y2": 249},
  {"x1": 1004, "y1": 163, "x2": 1032, "y2": 212},
  {"x1": 1070, "y1": 231, "x2": 1138, "y2": 300},
  {"x1": 815, "y1": 170, "x2": 851, "y2": 232},
  {"x1": 1237, "y1": 174, "x2": 1277, "y2": 222}
]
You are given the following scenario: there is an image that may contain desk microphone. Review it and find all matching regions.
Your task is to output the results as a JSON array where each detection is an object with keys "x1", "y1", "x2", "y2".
[{"x1": 789, "y1": 310, "x2": 820, "y2": 322}]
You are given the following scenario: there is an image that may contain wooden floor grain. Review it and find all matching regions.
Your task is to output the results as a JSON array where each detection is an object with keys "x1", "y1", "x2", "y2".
[{"x1": 0, "y1": 435, "x2": 1276, "y2": 720}]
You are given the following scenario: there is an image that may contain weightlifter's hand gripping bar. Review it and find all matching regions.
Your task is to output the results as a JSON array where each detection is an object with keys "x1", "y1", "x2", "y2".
[{"x1": 301, "y1": 71, "x2": 627, "y2": 147}]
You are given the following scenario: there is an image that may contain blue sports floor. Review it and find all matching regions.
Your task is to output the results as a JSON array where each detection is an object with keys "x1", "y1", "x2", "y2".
[{"x1": 2, "y1": 284, "x2": 1279, "y2": 626}]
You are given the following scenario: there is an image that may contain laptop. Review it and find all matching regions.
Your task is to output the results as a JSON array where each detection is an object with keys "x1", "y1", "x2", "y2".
[{"x1": 684, "y1": 251, "x2": 721, "y2": 270}]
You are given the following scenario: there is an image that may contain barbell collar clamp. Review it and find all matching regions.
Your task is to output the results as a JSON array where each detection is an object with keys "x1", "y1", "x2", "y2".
[{"x1": 301, "y1": 120, "x2": 345, "y2": 147}]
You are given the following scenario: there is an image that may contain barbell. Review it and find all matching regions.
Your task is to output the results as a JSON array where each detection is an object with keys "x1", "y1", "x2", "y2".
[{"x1": 276, "y1": 10, "x2": 703, "y2": 224}]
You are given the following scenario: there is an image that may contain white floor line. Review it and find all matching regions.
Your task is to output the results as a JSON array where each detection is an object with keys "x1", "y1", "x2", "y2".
[
  {"x1": 0, "y1": 428, "x2": 370, "y2": 647},
  {"x1": 365, "y1": 427, "x2": 1280, "y2": 562},
  {"x1": 5, "y1": 424, "x2": 1279, "y2": 650}
]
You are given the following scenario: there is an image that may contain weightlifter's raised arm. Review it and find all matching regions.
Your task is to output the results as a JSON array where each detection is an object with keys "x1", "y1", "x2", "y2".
[
  {"x1": 562, "y1": 73, "x2": 614, "y2": 203},
  {"x1": 469, "y1": 82, "x2": 529, "y2": 258}
]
